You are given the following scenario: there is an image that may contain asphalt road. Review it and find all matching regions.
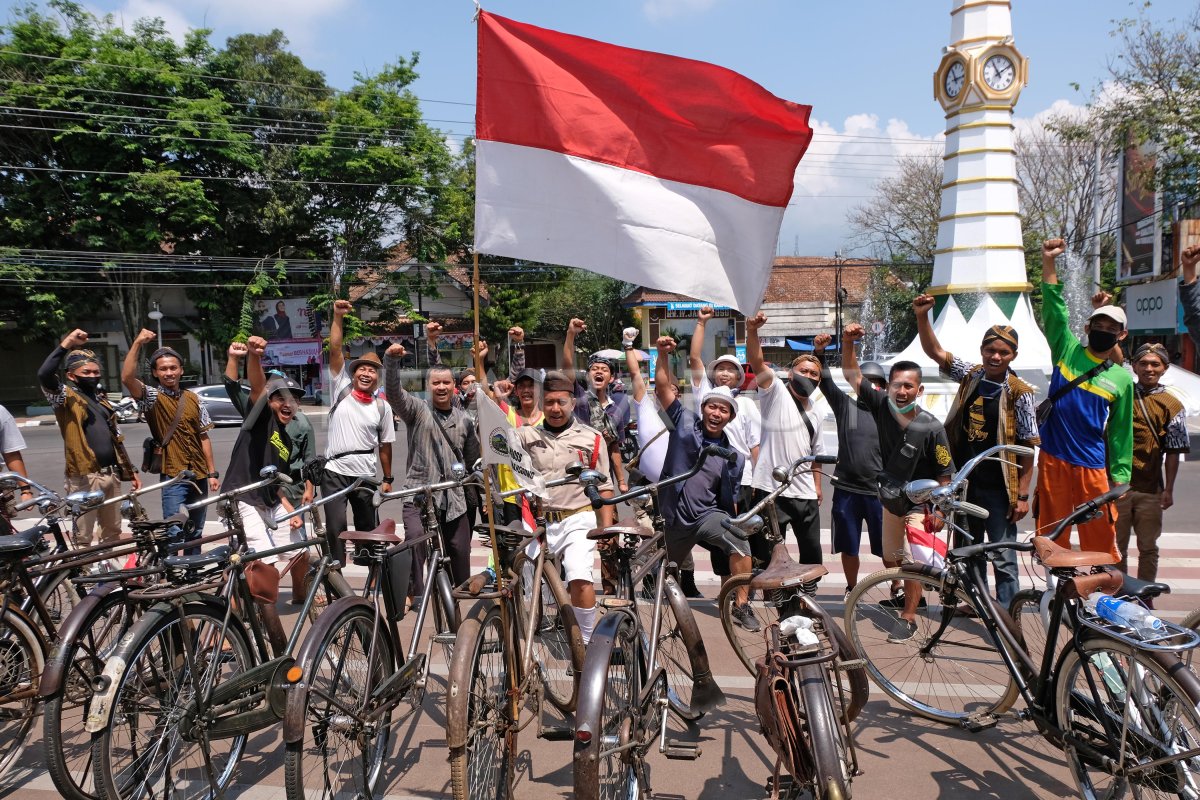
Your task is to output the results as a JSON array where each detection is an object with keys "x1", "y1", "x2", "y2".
[{"x1": 5, "y1": 423, "x2": 1200, "y2": 798}]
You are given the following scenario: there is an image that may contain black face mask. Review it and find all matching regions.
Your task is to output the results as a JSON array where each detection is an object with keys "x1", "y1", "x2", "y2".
[
  {"x1": 1088, "y1": 329, "x2": 1120, "y2": 353},
  {"x1": 789, "y1": 373, "x2": 816, "y2": 397},
  {"x1": 74, "y1": 376, "x2": 101, "y2": 394}
]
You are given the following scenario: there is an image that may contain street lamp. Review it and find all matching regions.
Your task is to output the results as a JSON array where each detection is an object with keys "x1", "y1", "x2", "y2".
[{"x1": 148, "y1": 303, "x2": 164, "y2": 349}]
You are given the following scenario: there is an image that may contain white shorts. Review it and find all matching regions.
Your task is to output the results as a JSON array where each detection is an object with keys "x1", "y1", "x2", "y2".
[
  {"x1": 238, "y1": 501, "x2": 309, "y2": 568},
  {"x1": 525, "y1": 510, "x2": 598, "y2": 586}
]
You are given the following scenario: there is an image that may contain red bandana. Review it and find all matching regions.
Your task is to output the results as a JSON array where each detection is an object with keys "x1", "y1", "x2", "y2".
[{"x1": 351, "y1": 388, "x2": 374, "y2": 404}]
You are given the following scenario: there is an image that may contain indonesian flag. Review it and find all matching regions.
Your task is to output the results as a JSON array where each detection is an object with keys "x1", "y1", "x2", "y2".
[
  {"x1": 474, "y1": 12, "x2": 813, "y2": 315},
  {"x1": 906, "y1": 523, "x2": 949, "y2": 572}
]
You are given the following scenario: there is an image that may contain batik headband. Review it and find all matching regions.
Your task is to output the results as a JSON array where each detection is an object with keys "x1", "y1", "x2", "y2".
[
  {"x1": 1133, "y1": 342, "x2": 1170, "y2": 364},
  {"x1": 981, "y1": 325, "x2": 1018, "y2": 349},
  {"x1": 64, "y1": 349, "x2": 99, "y2": 371}
]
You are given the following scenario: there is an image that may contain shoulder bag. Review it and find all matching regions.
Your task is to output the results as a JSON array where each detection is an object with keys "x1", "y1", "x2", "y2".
[
  {"x1": 141, "y1": 391, "x2": 187, "y2": 475},
  {"x1": 1035, "y1": 359, "x2": 1113, "y2": 427}
]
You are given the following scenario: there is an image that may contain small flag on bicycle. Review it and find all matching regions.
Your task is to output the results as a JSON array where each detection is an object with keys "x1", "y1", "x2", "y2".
[
  {"x1": 905, "y1": 523, "x2": 948, "y2": 571},
  {"x1": 477, "y1": 392, "x2": 547, "y2": 498}
]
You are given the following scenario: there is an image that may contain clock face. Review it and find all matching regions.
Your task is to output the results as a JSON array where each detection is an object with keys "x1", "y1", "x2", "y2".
[
  {"x1": 944, "y1": 61, "x2": 965, "y2": 98},
  {"x1": 983, "y1": 54, "x2": 1015, "y2": 91}
]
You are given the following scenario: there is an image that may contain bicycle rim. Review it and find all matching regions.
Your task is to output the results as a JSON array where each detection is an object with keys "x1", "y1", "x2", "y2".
[
  {"x1": 1056, "y1": 638, "x2": 1200, "y2": 800},
  {"x1": 0, "y1": 610, "x2": 44, "y2": 781},
  {"x1": 93, "y1": 604, "x2": 253, "y2": 800},
  {"x1": 718, "y1": 573, "x2": 783, "y2": 676},
  {"x1": 516, "y1": 554, "x2": 576, "y2": 713},
  {"x1": 39, "y1": 571, "x2": 82, "y2": 632},
  {"x1": 798, "y1": 664, "x2": 852, "y2": 800},
  {"x1": 285, "y1": 605, "x2": 394, "y2": 800},
  {"x1": 449, "y1": 607, "x2": 512, "y2": 800},
  {"x1": 45, "y1": 591, "x2": 134, "y2": 800},
  {"x1": 639, "y1": 575, "x2": 701, "y2": 721},
  {"x1": 844, "y1": 567, "x2": 1018, "y2": 724}
]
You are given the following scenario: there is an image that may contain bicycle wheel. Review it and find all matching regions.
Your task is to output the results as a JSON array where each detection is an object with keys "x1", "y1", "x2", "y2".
[
  {"x1": 574, "y1": 612, "x2": 643, "y2": 800},
  {"x1": 843, "y1": 567, "x2": 1019, "y2": 724},
  {"x1": 92, "y1": 601, "x2": 254, "y2": 800},
  {"x1": 45, "y1": 589, "x2": 134, "y2": 800},
  {"x1": 797, "y1": 663, "x2": 853, "y2": 800},
  {"x1": 513, "y1": 552, "x2": 580, "y2": 713},
  {"x1": 448, "y1": 604, "x2": 513, "y2": 800},
  {"x1": 0, "y1": 609, "x2": 45, "y2": 781},
  {"x1": 639, "y1": 574, "x2": 704, "y2": 720},
  {"x1": 1008, "y1": 588, "x2": 1047, "y2": 685},
  {"x1": 1056, "y1": 637, "x2": 1200, "y2": 799},
  {"x1": 284, "y1": 604, "x2": 395, "y2": 800},
  {"x1": 1182, "y1": 607, "x2": 1200, "y2": 633},
  {"x1": 39, "y1": 570, "x2": 83, "y2": 630},
  {"x1": 718, "y1": 572, "x2": 786, "y2": 676}
]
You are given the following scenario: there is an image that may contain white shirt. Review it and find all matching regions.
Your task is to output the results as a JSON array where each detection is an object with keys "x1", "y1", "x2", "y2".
[
  {"x1": 324, "y1": 368, "x2": 396, "y2": 477},
  {"x1": 752, "y1": 373, "x2": 825, "y2": 499},
  {"x1": 635, "y1": 395, "x2": 669, "y2": 482},
  {"x1": 692, "y1": 374, "x2": 761, "y2": 485}
]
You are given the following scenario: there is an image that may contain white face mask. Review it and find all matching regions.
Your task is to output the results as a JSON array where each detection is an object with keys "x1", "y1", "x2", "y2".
[{"x1": 888, "y1": 398, "x2": 917, "y2": 415}]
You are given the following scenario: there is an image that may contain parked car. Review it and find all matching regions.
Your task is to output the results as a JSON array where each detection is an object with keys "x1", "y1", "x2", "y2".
[{"x1": 192, "y1": 384, "x2": 246, "y2": 426}]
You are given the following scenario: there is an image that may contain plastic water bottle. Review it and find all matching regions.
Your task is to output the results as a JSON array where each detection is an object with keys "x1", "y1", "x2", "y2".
[
  {"x1": 779, "y1": 615, "x2": 820, "y2": 652},
  {"x1": 1085, "y1": 593, "x2": 1165, "y2": 639}
]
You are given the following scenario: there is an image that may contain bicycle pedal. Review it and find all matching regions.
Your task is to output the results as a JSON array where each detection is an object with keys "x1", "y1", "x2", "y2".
[
  {"x1": 836, "y1": 658, "x2": 866, "y2": 671},
  {"x1": 664, "y1": 740, "x2": 701, "y2": 760},
  {"x1": 539, "y1": 725, "x2": 574, "y2": 741},
  {"x1": 599, "y1": 597, "x2": 633, "y2": 609},
  {"x1": 432, "y1": 633, "x2": 457, "y2": 645},
  {"x1": 961, "y1": 712, "x2": 999, "y2": 733}
]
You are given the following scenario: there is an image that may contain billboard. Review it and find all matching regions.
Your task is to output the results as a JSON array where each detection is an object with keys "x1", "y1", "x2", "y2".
[
  {"x1": 1116, "y1": 142, "x2": 1163, "y2": 283},
  {"x1": 1125, "y1": 279, "x2": 1178, "y2": 336},
  {"x1": 252, "y1": 297, "x2": 320, "y2": 341},
  {"x1": 262, "y1": 339, "x2": 323, "y2": 367}
]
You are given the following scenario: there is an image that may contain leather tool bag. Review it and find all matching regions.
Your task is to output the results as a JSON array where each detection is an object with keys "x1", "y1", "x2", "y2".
[{"x1": 754, "y1": 624, "x2": 807, "y2": 798}]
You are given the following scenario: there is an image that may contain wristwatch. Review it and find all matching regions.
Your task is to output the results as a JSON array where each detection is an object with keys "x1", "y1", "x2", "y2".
[
  {"x1": 1017, "y1": 494, "x2": 1029, "y2": 501},
  {"x1": 383, "y1": 475, "x2": 395, "y2": 483},
  {"x1": 206, "y1": 471, "x2": 219, "y2": 479}
]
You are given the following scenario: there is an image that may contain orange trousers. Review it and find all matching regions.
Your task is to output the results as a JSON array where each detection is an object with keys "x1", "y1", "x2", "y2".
[{"x1": 1034, "y1": 450, "x2": 1119, "y2": 560}]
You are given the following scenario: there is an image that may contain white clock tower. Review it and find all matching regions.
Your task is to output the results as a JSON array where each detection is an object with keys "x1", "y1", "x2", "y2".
[{"x1": 895, "y1": 0, "x2": 1051, "y2": 372}]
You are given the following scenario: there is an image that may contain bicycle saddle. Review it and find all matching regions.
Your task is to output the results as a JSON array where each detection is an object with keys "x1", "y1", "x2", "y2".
[
  {"x1": 586, "y1": 524, "x2": 655, "y2": 541},
  {"x1": 1118, "y1": 571, "x2": 1171, "y2": 601},
  {"x1": 0, "y1": 526, "x2": 45, "y2": 558},
  {"x1": 163, "y1": 545, "x2": 231, "y2": 571},
  {"x1": 339, "y1": 519, "x2": 400, "y2": 544},
  {"x1": 1032, "y1": 536, "x2": 1117, "y2": 568},
  {"x1": 750, "y1": 542, "x2": 827, "y2": 591},
  {"x1": 130, "y1": 512, "x2": 191, "y2": 532}
]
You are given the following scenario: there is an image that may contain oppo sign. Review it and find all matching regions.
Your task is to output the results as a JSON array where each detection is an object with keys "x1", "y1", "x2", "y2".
[{"x1": 1125, "y1": 280, "x2": 1178, "y2": 334}]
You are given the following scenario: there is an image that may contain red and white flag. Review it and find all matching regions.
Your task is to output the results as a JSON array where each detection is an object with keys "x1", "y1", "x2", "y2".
[{"x1": 474, "y1": 12, "x2": 813, "y2": 315}]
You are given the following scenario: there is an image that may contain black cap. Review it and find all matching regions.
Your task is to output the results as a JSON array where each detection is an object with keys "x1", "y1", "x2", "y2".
[
  {"x1": 514, "y1": 368, "x2": 543, "y2": 384},
  {"x1": 267, "y1": 376, "x2": 302, "y2": 398}
]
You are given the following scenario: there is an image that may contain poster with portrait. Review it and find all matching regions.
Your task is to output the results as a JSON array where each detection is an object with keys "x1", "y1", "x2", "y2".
[
  {"x1": 1117, "y1": 142, "x2": 1163, "y2": 283},
  {"x1": 253, "y1": 297, "x2": 320, "y2": 341}
]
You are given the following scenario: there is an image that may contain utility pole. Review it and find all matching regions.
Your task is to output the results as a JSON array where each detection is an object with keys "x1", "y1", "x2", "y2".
[{"x1": 1092, "y1": 140, "x2": 1103, "y2": 288}]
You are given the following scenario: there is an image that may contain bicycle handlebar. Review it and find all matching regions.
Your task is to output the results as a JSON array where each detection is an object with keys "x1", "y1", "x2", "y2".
[
  {"x1": 1044, "y1": 483, "x2": 1128, "y2": 542},
  {"x1": 184, "y1": 467, "x2": 291, "y2": 512},
  {"x1": 270, "y1": 477, "x2": 368, "y2": 529},
  {"x1": 372, "y1": 471, "x2": 483, "y2": 508},
  {"x1": 720, "y1": 454, "x2": 837, "y2": 539},
  {"x1": 580, "y1": 445, "x2": 736, "y2": 509},
  {"x1": 96, "y1": 470, "x2": 198, "y2": 511},
  {"x1": 0, "y1": 472, "x2": 57, "y2": 501}
]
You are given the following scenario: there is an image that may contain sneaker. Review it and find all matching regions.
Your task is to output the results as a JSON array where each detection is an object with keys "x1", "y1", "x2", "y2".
[
  {"x1": 878, "y1": 592, "x2": 927, "y2": 610},
  {"x1": 732, "y1": 603, "x2": 761, "y2": 633},
  {"x1": 887, "y1": 618, "x2": 918, "y2": 643}
]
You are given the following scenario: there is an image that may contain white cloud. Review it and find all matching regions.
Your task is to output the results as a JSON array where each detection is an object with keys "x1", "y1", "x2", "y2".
[
  {"x1": 642, "y1": 0, "x2": 717, "y2": 22},
  {"x1": 99, "y1": 0, "x2": 193, "y2": 43},
  {"x1": 100, "y1": 0, "x2": 351, "y2": 50}
]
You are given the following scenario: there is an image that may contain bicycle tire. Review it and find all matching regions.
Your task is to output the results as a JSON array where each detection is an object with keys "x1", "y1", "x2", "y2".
[
  {"x1": 447, "y1": 603, "x2": 513, "y2": 800},
  {"x1": 573, "y1": 611, "x2": 644, "y2": 800},
  {"x1": 1181, "y1": 607, "x2": 1200, "y2": 633},
  {"x1": 843, "y1": 566, "x2": 1019, "y2": 724},
  {"x1": 640, "y1": 573, "x2": 705, "y2": 721},
  {"x1": 44, "y1": 588, "x2": 134, "y2": 800},
  {"x1": 510, "y1": 552, "x2": 580, "y2": 713},
  {"x1": 91, "y1": 600, "x2": 255, "y2": 800},
  {"x1": 0, "y1": 608, "x2": 46, "y2": 782},
  {"x1": 284, "y1": 603, "x2": 395, "y2": 800},
  {"x1": 38, "y1": 569, "x2": 83, "y2": 632},
  {"x1": 1008, "y1": 588, "x2": 1046, "y2": 685},
  {"x1": 798, "y1": 663, "x2": 853, "y2": 800},
  {"x1": 1055, "y1": 636, "x2": 1200, "y2": 799}
]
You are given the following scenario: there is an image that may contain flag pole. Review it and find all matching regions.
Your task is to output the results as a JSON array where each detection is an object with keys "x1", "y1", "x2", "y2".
[{"x1": 473, "y1": 252, "x2": 504, "y2": 593}]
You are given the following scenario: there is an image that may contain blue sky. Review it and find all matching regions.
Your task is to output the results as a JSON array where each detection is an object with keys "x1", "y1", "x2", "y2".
[{"x1": 71, "y1": 0, "x2": 1184, "y2": 255}]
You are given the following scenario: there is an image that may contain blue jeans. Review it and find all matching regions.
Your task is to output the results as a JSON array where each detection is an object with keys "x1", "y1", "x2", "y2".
[
  {"x1": 161, "y1": 477, "x2": 208, "y2": 555},
  {"x1": 966, "y1": 483, "x2": 1019, "y2": 607}
]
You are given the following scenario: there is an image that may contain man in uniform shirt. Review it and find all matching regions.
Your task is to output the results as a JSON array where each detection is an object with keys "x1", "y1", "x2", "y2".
[{"x1": 516, "y1": 371, "x2": 614, "y2": 645}]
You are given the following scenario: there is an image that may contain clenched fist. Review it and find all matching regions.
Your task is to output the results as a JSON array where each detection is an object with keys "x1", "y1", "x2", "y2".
[
  {"x1": 697, "y1": 305, "x2": 715, "y2": 323},
  {"x1": 746, "y1": 312, "x2": 767, "y2": 331},
  {"x1": 134, "y1": 328, "x2": 157, "y2": 346},
  {"x1": 1042, "y1": 239, "x2": 1066, "y2": 260},
  {"x1": 227, "y1": 342, "x2": 248, "y2": 359},
  {"x1": 842, "y1": 323, "x2": 865, "y2": 342},
  {"x1": 333, "y1": 299, "x2": 353, "y2": 318},
  {"x1": 60, "y1": 329, "x2": 89, "y2": 349},
  {"x1": 426, "y1": 321, "x2": 443, "y2": 339},
  {"x1": 912, "y1": 294, "x2": 936, "y2": 316},
  {"x1": 812, "y1": 333, "x2": 832, "y2": 351},
  {"x1": 386, "y1": 343, "x2": 407, "y2": 359},
  {"x1": 508, "y1": 326, "x2": 524, "y2": 343},
  {"x1": 656, "y1": 336, "x2": 677, "y2": 354},
  {"x1": 246, "y1": 336, "x2": 268, "y2": 356},
  {"x1": 568, "y1": 318, "x2": 587, "y2": 336}
]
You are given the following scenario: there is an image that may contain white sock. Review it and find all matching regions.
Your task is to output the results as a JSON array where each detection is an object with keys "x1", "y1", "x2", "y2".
[{"x1": 574, "y1": 604, "x2": 598, "y2": 646}]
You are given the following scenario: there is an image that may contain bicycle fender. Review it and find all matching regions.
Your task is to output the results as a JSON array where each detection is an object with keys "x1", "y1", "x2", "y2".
[
  {"x1": 84, "y1": 596, "x2": 229, "y2": 734},
  {"x1": 445, "y1": 599, "x2": 496, "y2": 751},
  {"x1": 664, "y1": 576, "x2": 726, "y2": 713},
  {"x1": 281, "y1": 595, "x2": 376, "y2": 744},
  {"x1": 39, "y1": 582, "x2": 124, "y2": 699},
  {"x1": 573, "y1": 609, "x2": 636, "y2": 771}
]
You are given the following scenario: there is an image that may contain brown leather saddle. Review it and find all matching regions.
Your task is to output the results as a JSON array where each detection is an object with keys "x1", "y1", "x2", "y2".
[
  {"x1": 1032, "y1": 536, "x2": 1117, "y2": 568},
  {"x1": 750, "y1": 542, "x2": 827, "y2": 591},
  {"x1": 586, "y1": 524, "x2": 656, "y2": 541},
  {"x1": 339, "y1": 519, "x2": 401, "y2": 544}
]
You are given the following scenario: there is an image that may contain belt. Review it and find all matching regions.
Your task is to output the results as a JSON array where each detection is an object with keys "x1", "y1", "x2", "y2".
[
  {"x1": 544, "y1": 505, "x2": 592, "y2": 524},
  {"x1": 95, "y1": 465, "x2": 121, "y2": 476}
]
